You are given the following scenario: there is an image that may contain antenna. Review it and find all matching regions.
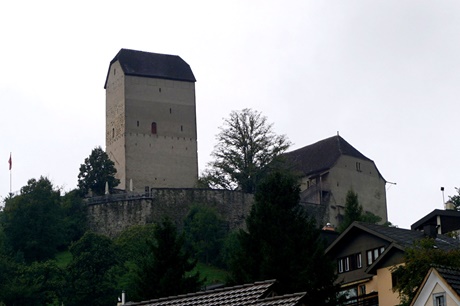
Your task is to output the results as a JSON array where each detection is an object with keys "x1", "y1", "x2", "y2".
[{"x1": 441, "y1": 187, "x2": 445, "y2": 207}]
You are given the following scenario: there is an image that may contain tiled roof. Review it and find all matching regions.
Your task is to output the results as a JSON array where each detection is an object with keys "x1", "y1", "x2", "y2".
[
  {"x1": 283, "y1": 135, "x2": 373, "y2": 177},
  {"x1": 355, "y1": 222, "x2": 460, "y2": 251},
  {"x1": 326, "y1": 222, "x2": 460, "y2": 256},
  {"x1": 104, "y1": 49, "x2": 196, "y2": 88},
  {"x1": 436, "y1": 267, "x2": 460, "y2": 296},
  {"x1": 126, "y1": 280, "x2": 307, "y2": 306}
]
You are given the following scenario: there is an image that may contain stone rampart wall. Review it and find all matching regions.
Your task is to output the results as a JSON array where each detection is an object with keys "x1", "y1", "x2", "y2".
[{"x1": 86, "y1": 188, "x2": 254, "y2": 237}]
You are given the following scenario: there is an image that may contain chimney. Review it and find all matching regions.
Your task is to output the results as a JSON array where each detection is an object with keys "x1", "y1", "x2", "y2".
[{"x1": 423, "y1": 224, "x2": 438, "y2": 239}]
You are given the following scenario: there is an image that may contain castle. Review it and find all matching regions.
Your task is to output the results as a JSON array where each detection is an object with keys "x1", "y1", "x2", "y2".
[
  {"x1": 88, "y1": 49, "x2": 388, "y2": 236},
  {"x1": 104, "y1": 49, "x2": 198, "y2": 192}
]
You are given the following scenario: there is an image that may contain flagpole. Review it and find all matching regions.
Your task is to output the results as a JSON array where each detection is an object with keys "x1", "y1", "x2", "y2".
[{"x1": 8, "y1": 153, "x2": 12, "y2": 194}]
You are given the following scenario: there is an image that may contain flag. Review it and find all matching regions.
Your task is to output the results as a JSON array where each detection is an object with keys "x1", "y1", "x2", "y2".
[{"x1": 8, "y1": 153, "x2": 12, "y2": 170}]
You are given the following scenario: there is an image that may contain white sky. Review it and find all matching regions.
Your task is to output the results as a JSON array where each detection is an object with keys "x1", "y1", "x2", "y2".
[{"x1": 1, "y1": 0, "x2": 459, "y2": 229}]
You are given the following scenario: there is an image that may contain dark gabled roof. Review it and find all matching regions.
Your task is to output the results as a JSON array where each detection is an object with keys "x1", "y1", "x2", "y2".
[
  {"x1": 104, "y1": 49, "x2": 196, "y2": 88},
  {"x1": 283, "y1": 135, "x2": 375, "y2": 177},
  {"x1": 126, "y1": 280, "x2": 306, "y2": 306},
  {"x1": 411, "y1": 209, "x2": 460, "y2": 234},
  {"x1": 436, "y1": 266, "x2": 460, "y2": 296},
  {"x1": 326, "y1": 222, "x2": 460, "y2": 256}
]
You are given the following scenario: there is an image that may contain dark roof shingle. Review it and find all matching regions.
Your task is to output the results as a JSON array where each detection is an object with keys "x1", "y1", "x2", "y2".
[
  {"x1": 126, "y1": 280, "x2": 306, "y2": 306},
  {"x1": 283, "y1": 135, "x2": 373, "y2": 177},
  {"x1": 104, "y1": 49, "x2": 196, "y2": 88}
]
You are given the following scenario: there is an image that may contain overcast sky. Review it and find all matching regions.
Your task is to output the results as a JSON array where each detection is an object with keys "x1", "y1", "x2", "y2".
[{"x1": 1, "y1": 0, "x2": 459, "y2": 229}]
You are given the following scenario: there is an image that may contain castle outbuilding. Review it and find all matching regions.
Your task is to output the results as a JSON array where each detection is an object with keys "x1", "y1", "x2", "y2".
[
  {"x1": 104, "y1": 49, "x2": 198, "y2": 191},
  {"x1": 283, "y1": 135, "x2": 388, "y2": 227}
]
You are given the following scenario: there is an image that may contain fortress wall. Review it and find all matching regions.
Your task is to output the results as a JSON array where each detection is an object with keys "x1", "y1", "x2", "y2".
[{"x1": 86, "y1": 188, "x2": 254, "y2": 237}]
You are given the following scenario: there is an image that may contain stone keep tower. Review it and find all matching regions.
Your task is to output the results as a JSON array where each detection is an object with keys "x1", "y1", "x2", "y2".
[{"x1": 104, "y1": 49, "x2": 198, "y2": 191}]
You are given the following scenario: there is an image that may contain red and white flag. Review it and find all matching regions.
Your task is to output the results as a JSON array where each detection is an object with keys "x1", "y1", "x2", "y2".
[{"x1": 8, "y1": 153, "x2": 12, "y2": 170}]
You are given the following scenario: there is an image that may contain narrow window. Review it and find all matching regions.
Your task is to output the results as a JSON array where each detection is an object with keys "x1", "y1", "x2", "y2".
[
  {"x1": 159, "y1": 88, "x2": 162, "y2": 93},
  {"x1": 374, "y1": 249, "x2": 379, "y2": 261},
  {"x1": 169, "y1": 108, "x2": 172, "y2": 114},
  {"x1": 338, "y1": 259, "x2": 344, "y2": 273},
  {"x1": 112, "y1": 128, "x2": 115, "y2": 138},
  {"x1": 114, "y1": 68, "x2": 116, "y2": 75},
  {"x1": 367, "y1": 250, "x2": 373, "y2": 266},
  {"x1": 181, "y1": 125, "x2": 183, "y2": 132},
  {"x1": 151, "y1": 122, "x2": 157, "y2": 134},
  {"x1": 137, "y1": 121, "x2": 139, "y2": 127},
  {"x1": 434, "y1": 293, "x2": 446, "y2": 306},
  {"x1": 344, "y1": 257, "x2": 350, "y2": 271},
  {"x1": 356, "y1": 253, "x2": 362, "y2": 268}
]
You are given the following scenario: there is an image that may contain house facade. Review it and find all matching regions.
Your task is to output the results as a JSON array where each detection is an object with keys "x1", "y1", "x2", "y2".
[
  {"x1": 283, "y1": 135, "x2": 387, "y2": 228},
  {"x1": 325, "y1": 222, "x2": 460, "y2": 306},
  {"x1": 410, "y1": 267, "x2": 460, "y2": 306},
  {"x1": 104, "y1": 49, "x2": 198, "y2": 191}
]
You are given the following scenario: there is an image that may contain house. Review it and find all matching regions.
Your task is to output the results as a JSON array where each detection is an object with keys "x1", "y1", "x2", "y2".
[
  {"x1": 411, "y1": 208, "x2": 460, "y2": 235},
  {"x1": 283, "y1": 135, "x2": 387, "y2": 228},
  {"x1": 410, "y1": 267, "x2": 460, "y2": 306},
  {"x1": 123, "y1": 279, "x2": 308, "y2": 306},
  {"x1": 325, "y1": 222, "x2": 460, "y2": 306}
]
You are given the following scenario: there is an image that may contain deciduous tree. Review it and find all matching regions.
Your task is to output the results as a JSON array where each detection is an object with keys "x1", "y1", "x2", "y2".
[
  {"x1": 183, "y1": 205, "x2": 226, "y2": 266},
  {"x1": 2, "y1": 177, "x2": 64, "y2": 262},
  {"x1": 392, "y1": 238, "x2": 460, "y2": 306},
  {"x1": 203, "y1": 108, "x2": 291, "y2": 193},
  {"x1": 66, "y1": 232, "x2": 119, "y2": 306},
  {"x1": 78, "y1": 147, "x2": 120, "y2": 196}
]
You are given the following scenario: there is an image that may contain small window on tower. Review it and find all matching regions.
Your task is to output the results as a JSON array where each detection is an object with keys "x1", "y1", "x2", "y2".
[
  {"x1": 181, "y1": 125, "x2": 183, "y2": 132},
  {"x1": 114, "y1": 68, "x2": 116, "y2": 75},
  {"x1": 151, "y1": 122, "x2": 157, "y2": 134},
  {"x1": 112, "y1": 128, "x2": 115, "y2": 138},
  {"x1": 170, "y1": 108, "x2": 172, "y2": 114},
  {"x1": 137, "y1": 121, "x2": 139, "y2": 127}
]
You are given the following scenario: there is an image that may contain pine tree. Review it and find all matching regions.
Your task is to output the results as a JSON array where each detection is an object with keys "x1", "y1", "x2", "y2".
[
  {"x1": 134, "y1": 219, "x2": 202, "y2": 300},
  {"x1": 228, "y1": 171, "x2": 339, "y2": 304}
]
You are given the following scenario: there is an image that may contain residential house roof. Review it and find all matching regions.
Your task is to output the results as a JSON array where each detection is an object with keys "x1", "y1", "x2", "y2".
[
  {"x1": 126, "y1": 280, "x2": 307, "y2": 306},
  {"x1": 326, "y1": 222, "x2": 460, "y2": 275},
  {"x1": 411, "y1": 209, "x2": 460, "y2": 234},
  {"x1": 410, "y1": 266, "x2": 460, "y2": 306},
  {"x1": 104, "y1": 49, "x2": 196, "y2": 88},
  {"x1": 283, "y1": 135, "x2": 383, "y2": 179},
  {"x1": 327, "y1": 222, "x2": 460, "y2": 254}
]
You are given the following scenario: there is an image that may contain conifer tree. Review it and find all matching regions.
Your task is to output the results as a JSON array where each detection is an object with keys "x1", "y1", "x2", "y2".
[
  {"x1": 134, "y1": 219, "x2": 202, "y2": 300},
  {"x1": 228, "y1": 171, "x2": 338, "y2": 304}
]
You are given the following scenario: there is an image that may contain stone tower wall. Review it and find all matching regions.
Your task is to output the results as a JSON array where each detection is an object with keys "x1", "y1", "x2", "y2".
[{"x1": 106, "y1": 61, "x2": 198, "y2": 191}]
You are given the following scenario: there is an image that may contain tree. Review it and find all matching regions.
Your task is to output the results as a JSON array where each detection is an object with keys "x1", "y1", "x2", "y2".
[
  {"x1": 183, "y1": 205, "x2": 227, "y2": 266},
  {"x1": 61, "y1": 189, "x2": 87, "y2": 245},
  {"x1": 228, "y1": 172, "x2": 338, "y2": 304},
  {"x1": 392, "y1": 238, "x2": 460, "y2": 306},
  {"x1": 203, "y1": 108, "x2": 291, "y2": 193},
  {"x1": 2, "y1": 177, "x2": 64, "y2": 262},
  {"x1": 78, "y1": 146, "x2": 120, "y2": 196},
  {"x1": 65, "y1": 232, "x2": 119, "y2": 306},
  {"x1": 338, "y1": 189, "x2": 363, "y2": 232},
  {"x1": 134, "y1": 219, "x2": 202, "y2": 300},
  {"x1": 448, "y1": 187, "x2": 460, "y2": 210}
]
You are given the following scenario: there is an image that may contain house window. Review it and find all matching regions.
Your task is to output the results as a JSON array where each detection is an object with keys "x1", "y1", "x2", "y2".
[
  {"x1": 356, "y1": 162, "x2": 361, "y2": 172},
  {"x1": 151, "y1": 122, "x2": 157, "y2": 134},
  {"x1": 338, "y1": 253, "x2": 363, "y2": 273},
  {"x1": 366, "y1": 246, "x2": 385, "y2": 266},
  {"x1": 433, "y1": 293, "x2": 446, "y2": 306}
]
